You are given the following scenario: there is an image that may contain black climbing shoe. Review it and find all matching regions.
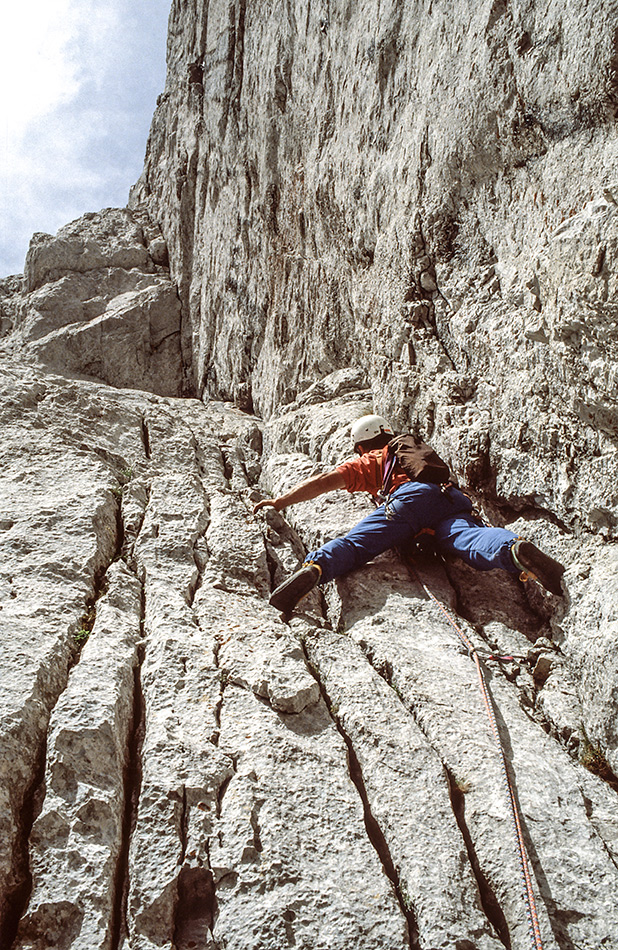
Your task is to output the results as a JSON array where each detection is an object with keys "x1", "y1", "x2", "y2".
[
  {"x1": 511, "y1": 540, "x2": 565, "y2": 597},
  {"x1": 269, "y1": 563, "x2": 322, "y2": 614}
]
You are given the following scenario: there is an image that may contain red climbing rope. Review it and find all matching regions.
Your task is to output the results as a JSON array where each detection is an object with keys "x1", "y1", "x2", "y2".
[{"x1": 406, "y1": 559, "x2": 544, "y2": 950}]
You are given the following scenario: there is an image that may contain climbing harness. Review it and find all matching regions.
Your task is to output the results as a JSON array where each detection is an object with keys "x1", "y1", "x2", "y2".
[{"x1": 406, "y1": 557, "x2": 545, "y2": 950}]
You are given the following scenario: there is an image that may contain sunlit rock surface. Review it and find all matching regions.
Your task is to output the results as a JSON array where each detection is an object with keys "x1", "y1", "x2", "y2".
[
  {"x1": 1, "y1": 0, "x2": 618, "y2": 947},
  {"x1": 0, "y1": 209, "x2": 185, "y2": 398},
  {"x1": 0, "y1": 360, "x2": 616, "y2": 949}
]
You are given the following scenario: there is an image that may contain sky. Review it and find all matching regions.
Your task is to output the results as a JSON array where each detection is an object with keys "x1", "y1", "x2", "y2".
[{"x1": 0, "y1": 0, "x2": 171, "y2": 277}]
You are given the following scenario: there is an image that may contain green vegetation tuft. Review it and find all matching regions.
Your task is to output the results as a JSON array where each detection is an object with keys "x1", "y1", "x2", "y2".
[
  {"x1": 581, "y1": 743, "x2": 609, "y2": 773},
  {"x1": 452, "y1": 775, "x2": 472, "y2": 794},
  {"x1": 580, "y1": 741, "x2": 618, "y2": 791},
  {"x1": 73, "y1": 607, "x2": 96, "y2": 646},
  {"x1": 111, "y1": 464, "x2": 136, "y2": 499}
]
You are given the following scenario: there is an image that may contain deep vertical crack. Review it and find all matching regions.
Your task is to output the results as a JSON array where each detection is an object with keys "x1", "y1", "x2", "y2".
[
  {"x1": 353, "y1": 605, "x2": 582, "y2": 950},
  {"x1": 579, "y1": 790, "x2": 618, "y2": 871},
  {"x1": 299, "y1": 642, "x2": 420, "y2": 950},
  {"x1": 2, "y1": 510, "x2": 120, "y2": 947},
  {"x1": 109, "y1": 586, "x2": 146, "y2": 950},
  {"x1": 219, "y1": 447, "x2": 233, "y2": 487},
  {"x1": 446, "y1": 769, "x2": 511, "y2": 947},
  {"x1": 0, "y1": 745, "x2": 46, "y2": 949},
  {"x1": 210, "y1": 632, "x2": 224, "y2": 746},
  {"x1": 231, "y1": 0, "x2": 247, "y2": 115},
  {"x1": 249, "y1": 801, "x2": 264, "y2": 854},
  {"x1": 351, "y1": 635, "x2": 516, "y2": 945},
  {"x1": 171, "y1": 746, "x2": 232, "y2": 947},
  {"x1": 114, "y1": 493, "x2": 126, "y2": 562},
  {"x1": 216, "y1": 775, "x2": 233, "y2": 828},
  {"x1": 140, "y1": 417, "x2": 152, "y2": 460},
  {"x1": 173, "y1": 864, "x2": 220, "y2": 950},
  {"x1": 188, "y1": 501, "x2": 210, "y2": 608}
]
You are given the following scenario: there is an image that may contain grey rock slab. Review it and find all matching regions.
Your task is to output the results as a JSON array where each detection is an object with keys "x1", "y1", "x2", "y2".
[
  {"x1": 8, "y1": 209, "x2": 184, "y2": 397},
  {"x1": 16, "y1": 269, "x2": 155, "y2": 343},
  {"x1": 195, "y1": 588, "x2": 320, "y2": 714},
  {"x1": 25, "y1": 281, "x2": 183, "y2": 397},
  {"x1": 125, "y1": 618, "x2": 230, "y2": 950},
  {"x1": 24, "y1": 210, "x2": 150, "y2": 292},
  {"x1": 134, "y1": 471, "x2": 208, "y2": 605},
  {"x1": 338, "y1": 557, "x2": 618, "y2": 950},
  {"x1": 558, "y1": 545, "x2": 618, "y2": 774},
  {"x1": 0, "y1": 358, "x2": 261, "y2": 945},
  {"x1": 296, "y1": 618, "x2": 504, "y2": 950},
  {"x1": 14, "y1": 561, "x2": 143, "y2": 950},
  {"x1": 124, "y1": 418, "x2": 231, "y2": 949},
  {"x1": 0, "y1": 364, "x2": 127, "y2": 938},
  {"x1": 211, "y1": 683, "x2": 410, "y2": 950},
  {"x1": 202, "y1": 489, "x2": 271, "y2": 599}
]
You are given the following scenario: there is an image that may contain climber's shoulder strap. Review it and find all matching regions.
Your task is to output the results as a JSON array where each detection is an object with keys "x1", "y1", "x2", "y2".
[{"x1": 381, "y1": 444, "x2": 398, "y2": 497}]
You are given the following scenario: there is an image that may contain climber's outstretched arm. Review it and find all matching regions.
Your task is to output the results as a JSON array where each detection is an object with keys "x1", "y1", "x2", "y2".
[{"x1": 253, "y1": 470, "x2": 346, "y2": 514}]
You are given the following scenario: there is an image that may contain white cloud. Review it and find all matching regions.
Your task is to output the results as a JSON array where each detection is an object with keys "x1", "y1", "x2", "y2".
[
  {"x1": 1, "y1": 1, "x2": 78, "y2": 133},
  {"x1": 0, "y1": 0, "x2": 169, "y2": 277}
]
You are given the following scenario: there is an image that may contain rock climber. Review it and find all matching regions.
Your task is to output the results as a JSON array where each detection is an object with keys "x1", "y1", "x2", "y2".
[{"x1": 253, "y1": 414, "x2": 565, "y2": 614}]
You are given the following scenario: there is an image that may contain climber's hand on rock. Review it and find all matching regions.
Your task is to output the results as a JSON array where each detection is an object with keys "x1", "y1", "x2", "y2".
[{"x1": 253, "y1": 498, "x2": 281, "y2": 514}]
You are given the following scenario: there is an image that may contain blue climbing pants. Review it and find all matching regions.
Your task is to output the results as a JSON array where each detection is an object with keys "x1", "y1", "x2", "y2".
[{"x1": 304, "y1": 481, "x2": 519, "y2": 585}]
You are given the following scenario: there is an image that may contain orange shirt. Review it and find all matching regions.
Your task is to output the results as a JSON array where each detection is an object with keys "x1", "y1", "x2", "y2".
[{"x1": 336, "y1": 447, "x2": 409, "y2": 496}]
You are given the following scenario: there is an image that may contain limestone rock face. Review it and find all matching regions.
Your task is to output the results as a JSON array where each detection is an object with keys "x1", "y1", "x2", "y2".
[
  {"x1": 132, "y1": 0, "x2": 618, "y2": 533},
  {"x1": 0, "y1": 209, "x2": 185, "y2": 397},
  {"x1": 128, "y1": 1, "x2": 618, "y2": 912},
  {"x1": 0, "y1": 362, "x2": 412, "y2": 949},
  {"x1": 0, "y1": 359, "x2": 616, "y2": 950},
  {"x1": 3, "y1": 0, "x2": 618, "y2": 948}
]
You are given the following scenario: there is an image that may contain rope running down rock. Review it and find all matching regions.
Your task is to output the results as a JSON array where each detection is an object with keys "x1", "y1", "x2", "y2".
[{"x1": 405, "y1": 558, "x2": 544, "y2": 950}]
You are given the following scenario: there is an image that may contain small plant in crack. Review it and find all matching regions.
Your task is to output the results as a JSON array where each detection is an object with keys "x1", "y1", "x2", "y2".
[
  {"x1": 111, "y1": 464, "x2": 137, "y2": 498},
  {"x1": 452, "y1": 775, "x2": 472, "y2": 794},
  {"x1": 73, "y1": 607, "x2": 95, "y2": 646},
  {"x1": 399, "y1": 880, "x2": 413, "y2": 913},
  {"x1": 580, "y1": 741, "x2": 618, "y2": 790}
]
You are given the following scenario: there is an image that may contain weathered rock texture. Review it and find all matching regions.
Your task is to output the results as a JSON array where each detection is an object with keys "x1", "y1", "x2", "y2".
[
  {"x1": 0, "y1": 358, "x2": 617, "y2": 950},
  {"x1": 0, "y1": 209, "x2": 185, "y2": 397},
  {"x1": 2, "y1": 0, "x2": 618, "y2": 948}
]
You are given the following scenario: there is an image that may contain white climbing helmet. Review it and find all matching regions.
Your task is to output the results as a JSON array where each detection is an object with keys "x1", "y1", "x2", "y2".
[{"x1": 350, "y1": 414, "x2": 394, "y2": 448}]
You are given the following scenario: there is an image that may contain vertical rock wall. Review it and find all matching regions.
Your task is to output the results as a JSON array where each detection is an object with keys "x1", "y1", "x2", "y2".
[
  {"x1": 2, "y1": 0, "x2": 618, "y2": 947},
  {"x1": 133, "y1": 0, "x2": 618, "y2": 536}
]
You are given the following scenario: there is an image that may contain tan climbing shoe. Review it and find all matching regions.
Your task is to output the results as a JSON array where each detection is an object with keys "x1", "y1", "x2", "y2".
[{"x1": 511, "y1": 540, "x2": 565, "y2": 597}]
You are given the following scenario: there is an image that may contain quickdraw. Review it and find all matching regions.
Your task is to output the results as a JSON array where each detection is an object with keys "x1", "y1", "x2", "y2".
[{"x1": 406, "y1": 558, "x2": 544, "y2": 950}]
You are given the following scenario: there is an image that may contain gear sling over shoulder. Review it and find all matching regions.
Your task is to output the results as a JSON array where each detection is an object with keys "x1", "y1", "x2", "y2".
[{"x1": 381, "y1": 434, "x2": 452, "y2": 499}]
